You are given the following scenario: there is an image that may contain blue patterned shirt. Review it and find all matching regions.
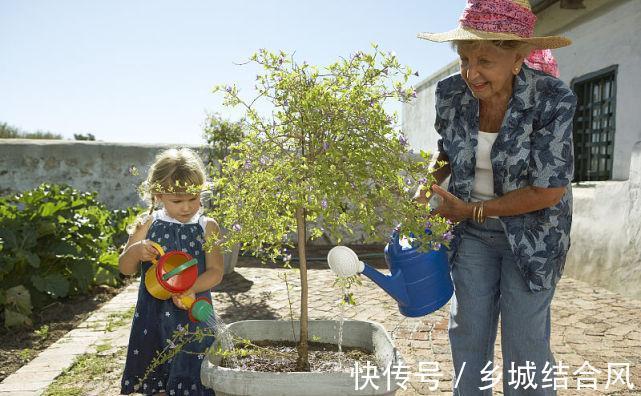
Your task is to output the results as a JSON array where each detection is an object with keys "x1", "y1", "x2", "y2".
[{"x1": 435, "y1": 65, "x2": 577, "y2": 292}]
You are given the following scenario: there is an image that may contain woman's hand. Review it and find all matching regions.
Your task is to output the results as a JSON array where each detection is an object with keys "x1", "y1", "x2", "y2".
[
  {"x1": 172, "y1": 289, "x2": 196, "y2": 310},
  {"x1": 430, "y1": 184, "x2": 473, "y2": 222},
  {"x1": 138, "y1": 239, "x2": 160, "y2": 262},
  {"x1": 413, "y1": 184, "x2": 430, "y2": 205}
]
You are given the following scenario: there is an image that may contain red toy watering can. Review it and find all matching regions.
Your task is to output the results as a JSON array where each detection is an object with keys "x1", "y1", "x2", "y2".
[{"x1": 144, "y1": 242, "x2": 214, "y2": 323}]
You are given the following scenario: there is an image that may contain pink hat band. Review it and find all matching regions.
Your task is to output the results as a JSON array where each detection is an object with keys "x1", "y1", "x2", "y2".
[{"x1": 459, "y1": 0, "x2": 537, "y2": 38}]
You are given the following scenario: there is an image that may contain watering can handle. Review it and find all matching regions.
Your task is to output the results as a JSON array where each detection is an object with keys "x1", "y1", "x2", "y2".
[
  {"x1": 389, "y1": 228, "x2": 403, "y2": 254},
  {"x1": 149, "y1": 242, "x2": 165, "y2": 264},
  {"x1": 162, "y1": 258, "x2": 199, "y2": 281}
]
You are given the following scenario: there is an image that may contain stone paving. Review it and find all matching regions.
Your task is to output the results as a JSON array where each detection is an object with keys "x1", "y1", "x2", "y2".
[{"x1": 2, "y1": 261, "x2": 641, "y2": 395}]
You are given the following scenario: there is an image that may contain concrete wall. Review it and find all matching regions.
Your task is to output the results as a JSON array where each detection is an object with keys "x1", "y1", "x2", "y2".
[
  {"x1": 0, "y1": 139, "x2": 208, "y2": 209},
  {"x1": 567, "y1": 142, "x2": 641, "y2": 300},
  {"x1": 402, "y1": 61, "x2": 458, "y2": 155},
  {"x1": 536, "y1": 0, "x2": 641, "y2": 180}
]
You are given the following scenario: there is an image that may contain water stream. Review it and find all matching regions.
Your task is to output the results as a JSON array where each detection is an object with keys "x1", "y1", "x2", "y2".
[
  {"x1": 336, "y1": 287, "x2": 347, "y2": 370},
  {"x1": 204, "y1": 309, "x2": 238, "y2": 368}
]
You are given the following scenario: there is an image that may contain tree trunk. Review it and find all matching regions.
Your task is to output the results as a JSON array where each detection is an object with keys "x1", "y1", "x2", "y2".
[{"x1": 295, "y1": 207, "x2": 310, "y2": 371}]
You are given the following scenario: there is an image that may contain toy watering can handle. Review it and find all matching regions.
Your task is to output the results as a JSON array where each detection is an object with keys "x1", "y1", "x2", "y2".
[
  {"x1": 149, "y1": 242, "x2": 165, "y2": 264},
  {"x1": 162, "y1": 258, "x2": 199, "y2": 281}
]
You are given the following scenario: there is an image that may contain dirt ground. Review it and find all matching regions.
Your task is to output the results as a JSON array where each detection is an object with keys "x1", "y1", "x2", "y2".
[{"x1": 0, "y1": 280, "x2": 132, "y2": 382}]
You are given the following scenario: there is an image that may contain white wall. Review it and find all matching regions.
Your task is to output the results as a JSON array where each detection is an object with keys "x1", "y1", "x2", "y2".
[
  {"x1": 567, "y1": 141, "x2": 641, "y2": 300},
  {"x1": 537, "y1": 0, "x2": 641, "y2": 180},
  {"x1": 402, "y1": 61, "x2": 458, "y2": 155}
]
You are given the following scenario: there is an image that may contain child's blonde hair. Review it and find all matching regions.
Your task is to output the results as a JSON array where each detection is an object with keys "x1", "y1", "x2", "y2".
[{"x1": 129, "y1": 148, "x2": 208, "y2": 234}]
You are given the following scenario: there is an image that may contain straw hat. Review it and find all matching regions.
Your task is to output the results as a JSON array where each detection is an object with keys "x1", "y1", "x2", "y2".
[{"x1": 418, "y1": 0, "x2": 571, "y2": 49}]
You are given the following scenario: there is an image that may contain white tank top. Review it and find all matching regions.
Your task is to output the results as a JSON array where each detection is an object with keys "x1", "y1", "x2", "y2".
[{"x1": 471, "y1": 131, "x2": 499, "y2": 203}]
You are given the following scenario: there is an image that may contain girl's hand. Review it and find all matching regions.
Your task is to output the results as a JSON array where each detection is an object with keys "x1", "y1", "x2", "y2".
[
  {"x1": 172, "y1": 290, "x2": 196, "y2": 310},
  {"x1": 430, "y1": 184, "x2": 473, "y2": 222},
  {"x1": 139, "y1": 239, "x2": 160, "y2": 262}
]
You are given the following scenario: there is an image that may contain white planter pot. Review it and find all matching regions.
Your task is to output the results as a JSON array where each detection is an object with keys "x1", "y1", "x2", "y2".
[
  {"x1": 223, "y1": 243, "x2": 240, "y2": 274},
  {"x1": 201, "y1": 319, "x2": 402, "y2": 396}
]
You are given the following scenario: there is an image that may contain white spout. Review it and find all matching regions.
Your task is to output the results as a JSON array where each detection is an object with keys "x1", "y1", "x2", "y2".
[{"x1": 327, "y1": 246, "x2": 365, "y2": 277}]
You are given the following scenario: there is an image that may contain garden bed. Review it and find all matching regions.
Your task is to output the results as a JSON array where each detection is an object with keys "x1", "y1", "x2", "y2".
[{"x1": 0, "y1": 280, "x2": 132, "y2": 382}]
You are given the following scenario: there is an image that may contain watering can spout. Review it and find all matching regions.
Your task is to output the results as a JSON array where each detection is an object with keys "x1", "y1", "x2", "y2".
[
  {"x1": 327, "y1": 246, "x2": 411, "y2": 307},
  {"x1": 360, "y1": 264, "x2": 411, "y2": 307},
  {"x1": 327, "y1": 235, "x2": 454, "y2": 318}
]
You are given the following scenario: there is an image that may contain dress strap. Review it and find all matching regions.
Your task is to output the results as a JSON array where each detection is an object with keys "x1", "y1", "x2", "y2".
[{"x1": 198, "y1": 215, "x2": 208, "y2": 234}]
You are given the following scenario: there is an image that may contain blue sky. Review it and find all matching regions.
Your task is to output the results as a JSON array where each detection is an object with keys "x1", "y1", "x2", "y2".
[{"x1": 0, "y1": 1, "x2": 464, "y2": 145}]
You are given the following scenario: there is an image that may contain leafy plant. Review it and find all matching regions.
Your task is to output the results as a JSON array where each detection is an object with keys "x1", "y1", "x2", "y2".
[
  {"x1": 209, "y1": 46, "x2": 450, "y2": 370},
  {"x1": 0, "y1": 184, "x2": 140, "y2": 327}
]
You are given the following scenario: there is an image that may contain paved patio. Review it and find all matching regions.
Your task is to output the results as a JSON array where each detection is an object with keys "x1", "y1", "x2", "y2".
[{"x1": 2, "y1": 255, "x2": 640, "y2": 395}]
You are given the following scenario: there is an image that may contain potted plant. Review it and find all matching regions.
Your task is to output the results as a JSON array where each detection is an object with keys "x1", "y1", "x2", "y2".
[{"x1": 201, "y1": 46, "x2": 450, "y2": 394}]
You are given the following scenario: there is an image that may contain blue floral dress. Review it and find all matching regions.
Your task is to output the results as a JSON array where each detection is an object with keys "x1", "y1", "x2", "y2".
[{"x1": 121, "y1": 210, "x2": 215, "y2": 396}]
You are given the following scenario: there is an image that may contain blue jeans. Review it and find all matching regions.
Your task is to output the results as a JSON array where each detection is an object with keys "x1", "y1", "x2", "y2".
[{"x1": 449, "y1": 218, "x2": 556, "y2": 395}]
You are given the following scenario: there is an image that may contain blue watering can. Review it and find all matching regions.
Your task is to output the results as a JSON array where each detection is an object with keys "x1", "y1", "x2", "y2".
[{"x1": 327, "y1": 231, "x2": 454, "y2": 317}]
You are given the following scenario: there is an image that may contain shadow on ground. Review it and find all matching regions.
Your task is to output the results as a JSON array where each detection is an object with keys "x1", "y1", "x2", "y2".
[{"x1": 213, "y1": 271, "x2": 279, "y2": 321}]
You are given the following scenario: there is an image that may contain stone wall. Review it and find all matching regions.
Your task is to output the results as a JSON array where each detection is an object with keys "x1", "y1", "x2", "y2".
[{"x1": 0, "y1": 139, "x2": 209, "y2": 209}]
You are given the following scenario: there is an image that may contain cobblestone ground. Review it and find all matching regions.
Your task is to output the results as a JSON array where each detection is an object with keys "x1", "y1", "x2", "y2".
[
  {"x1": 17, "y1": 262, "x2": 641, "y2": 396},
  {"x1": 204, "y1": 267, "x2": 641, "y2": 395}
]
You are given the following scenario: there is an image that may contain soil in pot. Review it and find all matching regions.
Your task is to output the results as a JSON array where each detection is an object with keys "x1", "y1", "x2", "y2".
[{"x1": 222, "y1": 340, "x2": 378, "y2": 373}]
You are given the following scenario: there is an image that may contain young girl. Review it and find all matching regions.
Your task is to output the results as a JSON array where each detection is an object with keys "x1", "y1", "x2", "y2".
[{"x1": 119, "y1": 148, "x2": 223, "y2": 396}]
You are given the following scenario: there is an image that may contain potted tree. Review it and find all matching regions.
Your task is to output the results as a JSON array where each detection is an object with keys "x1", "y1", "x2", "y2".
[{"x1": 201, "y1": 46, "x2": 450, "y2": 395}]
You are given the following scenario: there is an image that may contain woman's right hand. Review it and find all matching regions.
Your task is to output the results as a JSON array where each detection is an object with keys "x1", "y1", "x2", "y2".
[
  {"x1": 413, "y1": 184, "x2": 431, "y2": 205},
  {"x1": 138, "y1": 240, "x2": 160, "y2": 262}
]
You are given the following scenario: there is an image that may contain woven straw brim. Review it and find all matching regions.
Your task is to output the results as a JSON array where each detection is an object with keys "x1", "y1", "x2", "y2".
[{"x1": 417, "y1": 26, "x2": 571, "y2": 49}]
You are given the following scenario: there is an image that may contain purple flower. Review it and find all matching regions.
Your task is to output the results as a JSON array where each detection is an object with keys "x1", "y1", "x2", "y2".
[
  {"x1": 433, "y1": 242, "x2": 442, "y2": 250},
  {"x1": 321, "y1": 199, "x2": 328, "y2": 209},
  {"x1": 322, "y1": 142, "x2": 330, "y2": 150},
  {"x1": 398, "y1": 134, "x2": 408, "y2": 146},
  {"x1": 225, "y1": 86, "x2": 232, "y2": 93},
  {"x1": 283, "y1": 99, "x2": 289, "y2": 106},
  {"x1": 425, "y1": 220, "x2": 432, "y2": 229},
  {"x1": 232, "y1": 223, "x2": 242, "y2": 232},
  {"x1": 243, "y1": 160, "x2": 252, "y2": 170},
  {"x1": 16, "y1": 202, "x2": 25, "y2": 212},
  {"x1": 443, "y1": 231, "x2": 454, "y2": 242},
  {"x1": 418, "y1": 177, "x2": 428, "y2": 185},
  {"x1": 411, "y1": 91, "x2": 418, "y2": 98},
  {"x1": 259, "y1": 156, "x2": 268, "y2": 166}
]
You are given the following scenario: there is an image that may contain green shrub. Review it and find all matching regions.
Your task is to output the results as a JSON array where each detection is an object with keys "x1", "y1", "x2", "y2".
[{"x1": 0, "y1": 184, "x2": 139, "y2": 328}]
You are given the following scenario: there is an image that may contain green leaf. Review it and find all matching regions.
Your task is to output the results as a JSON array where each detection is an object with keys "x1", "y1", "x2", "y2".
[
  {"x1": 5, "y1": 285, "x2": 32, "y2": 314},
  {"x1": 25, "y1": 251, "x2": 40, "y2": 268},
  {"x1": 69, "y1": 260, "x2": 94, "y2": 292},
  {"x1": 94, "y1": 263, "x2": 121, "y2": 287},
  {"x1": 30, "y1": 273, "x2": 70, "y2": 299},
  {"x1": 4, "y1": 308, "x2": 32, "y2": 328}
]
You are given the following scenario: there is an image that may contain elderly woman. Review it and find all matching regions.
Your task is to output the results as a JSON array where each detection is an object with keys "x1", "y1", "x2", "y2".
[{"x1": 415, "y1": 0, "x2": 576, "y2": 395}]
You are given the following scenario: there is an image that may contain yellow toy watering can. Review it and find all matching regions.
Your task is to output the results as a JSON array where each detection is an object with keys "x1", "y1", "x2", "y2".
[{"x1": 144, "y1": 242, "x2": 214, "y2": 323}]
